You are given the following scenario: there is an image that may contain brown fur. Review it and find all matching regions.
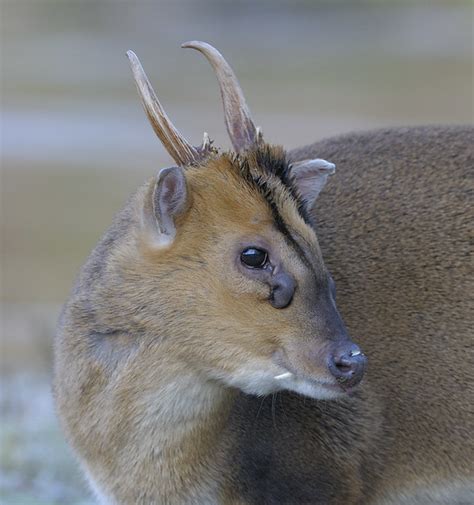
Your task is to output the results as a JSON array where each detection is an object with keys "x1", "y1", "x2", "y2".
[
  {"x1": 54, "y1": 125, "x2": 473, "y2": 504},
  {"x1": 289, "y1": 126, "x2": 474, "y2": 504}
]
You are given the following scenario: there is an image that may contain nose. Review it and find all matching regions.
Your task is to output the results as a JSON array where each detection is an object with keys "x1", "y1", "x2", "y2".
[{"x1": 328, "y1": 343, "x2": 367, "y2": 389}]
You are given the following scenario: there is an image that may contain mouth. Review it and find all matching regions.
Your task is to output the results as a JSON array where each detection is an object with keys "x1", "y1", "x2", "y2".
[
  {"x1": 271, "y1": 346, "x2": 365, "y2": 399},
  {"x1": 273, "y1": 367, "x2": 352, "y2": 399}
]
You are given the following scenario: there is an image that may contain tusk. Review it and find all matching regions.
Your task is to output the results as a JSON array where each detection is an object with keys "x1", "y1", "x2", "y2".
[{"x1": 274, "y1": 372, "x2": 293, "y2": 380}]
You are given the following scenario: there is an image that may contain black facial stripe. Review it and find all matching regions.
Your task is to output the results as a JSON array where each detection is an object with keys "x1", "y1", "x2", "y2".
[
  {"x1": 256, "y1": 180, "x2": 293, "y2": 239},
  {"x1": 252, "y1": 147, "x2": 311, "y2": 224},
  {"x1": 230, "y1": 145, "x2": 321, "y2": 278},
  {"x1": 234, "y1": 145, "x2": 311, "y2": 225},
  {"x1": 257, "y1": 179, "x2": 318, "y2": 277},
  {"x1": 280, "y1": 219, "x2": 320, "y2": 279}
]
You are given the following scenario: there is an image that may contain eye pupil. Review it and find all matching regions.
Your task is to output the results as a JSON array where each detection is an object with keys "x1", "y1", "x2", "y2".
[{"x1": 240, "y1": 248, "x2": 268, "y2": 268}]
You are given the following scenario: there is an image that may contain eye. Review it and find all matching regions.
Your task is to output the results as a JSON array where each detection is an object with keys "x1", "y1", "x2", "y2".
[{"x1": 240, "y1": 247, "x2": 269, "y2": 269}]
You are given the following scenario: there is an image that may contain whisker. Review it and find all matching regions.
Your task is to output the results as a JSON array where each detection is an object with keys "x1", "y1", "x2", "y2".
[
  {"x1": 271, "y1": 393, "x2": 277, "y2": 430},
  {"x1": 254, "y1": 395, "x2": 268, "y2": 427}
]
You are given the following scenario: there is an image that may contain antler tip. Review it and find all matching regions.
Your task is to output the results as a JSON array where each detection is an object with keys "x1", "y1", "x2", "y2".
[
  {"x1": 181, "y1": 40, "x2": 209, "y2": 50},
  {"x1": 180, "y1": 40, "x2": 257, "y2": 152},
  {"x1": 126, "y1": 51, "x2": 142, "y2": 71}
]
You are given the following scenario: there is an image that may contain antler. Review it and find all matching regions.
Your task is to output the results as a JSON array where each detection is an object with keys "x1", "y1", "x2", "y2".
[
  {"x1": 181, "y1": 41, "x2": 261, "y2": 153},
  {"x1": 127, "y1": 50, "x2": 211, "y2": 166}
]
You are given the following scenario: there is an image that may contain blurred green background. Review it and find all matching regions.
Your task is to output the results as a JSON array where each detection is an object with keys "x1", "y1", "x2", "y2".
[{"x1": 1, "y1": 0, "x2": 473, "y2": 503}]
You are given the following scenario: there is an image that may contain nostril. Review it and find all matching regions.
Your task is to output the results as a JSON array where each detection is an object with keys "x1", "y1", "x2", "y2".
[
  {"x1": 335, "y1": 361, "x2": 353, "y2": 374},
  {"x1": 334, "y1": 357, "x2": 355, "y2": 378},
  {"x1": 328, "y1": 344, "x2": 367, "y2": 388}
]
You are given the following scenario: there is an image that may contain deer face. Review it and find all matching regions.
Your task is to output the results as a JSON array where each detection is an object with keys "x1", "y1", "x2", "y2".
[
  {"x1": 133, "y1": 147, "x2": 366, "y2": 400},
  {"x1": 125, "y1": 42, "x2": 366, "y2": 400}
]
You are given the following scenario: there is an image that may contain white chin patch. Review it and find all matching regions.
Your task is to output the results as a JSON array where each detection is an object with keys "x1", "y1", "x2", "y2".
[
  {"x1": 285, "y1": 377, "x2": 342, "y2": 400},
  {"x1": 223, "y1": 363, "x2": 342, "y2": 400},
  {"x1": 225, "y1": 367, "x2": 281, "y2": 396}
]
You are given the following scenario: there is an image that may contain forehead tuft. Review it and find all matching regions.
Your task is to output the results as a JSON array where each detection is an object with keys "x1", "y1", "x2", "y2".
[
  {"x1": 238, "y1": 144, "x2": 290, "y2": 183},
  {"x1": 186, "y1": 144, "x2": 313, "y2": 237},
  {"x1": 231, "y1": 144, "x2": 311, "y2": 224}
]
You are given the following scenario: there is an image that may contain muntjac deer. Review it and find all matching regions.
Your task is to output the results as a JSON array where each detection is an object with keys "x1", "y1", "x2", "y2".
[{"x1": 54, "y1": 42, "x2": 473, "y2": 504}]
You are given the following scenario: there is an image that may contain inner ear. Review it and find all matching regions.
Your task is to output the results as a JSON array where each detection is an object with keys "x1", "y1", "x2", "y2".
[
  {"x1": 290, "y1": 158, "x2": 336, "y2": 209},
  {"x1": 143, "y1": 166, "x2": 188, "y2": 248}
]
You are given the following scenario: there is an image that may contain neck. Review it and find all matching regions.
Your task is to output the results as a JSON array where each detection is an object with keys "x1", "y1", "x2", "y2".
[
  {"x1": 94, "y1": 360, "x2": 237, "y2": 504},
  {"x1": 142, "y1": 368, "x2": 234, "y2": 432}
]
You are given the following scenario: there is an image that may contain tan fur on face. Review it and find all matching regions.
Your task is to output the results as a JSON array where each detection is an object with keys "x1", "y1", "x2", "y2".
[{"x1": 133, "y1": 151, "x2": 336, "y2": 394}]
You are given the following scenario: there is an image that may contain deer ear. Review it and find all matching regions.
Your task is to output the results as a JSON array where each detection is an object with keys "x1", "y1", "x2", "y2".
[
  {"x1": 290, "y1": 158, "x2": 336, "y2": 208},
  {"x1": 142, "y1": 166, "x2": 188, "y2": 248}
]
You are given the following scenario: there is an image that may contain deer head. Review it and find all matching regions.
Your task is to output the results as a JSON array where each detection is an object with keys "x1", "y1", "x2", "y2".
[{"x1": 120, "y1": 41, "x2": 366, "y2": 399}]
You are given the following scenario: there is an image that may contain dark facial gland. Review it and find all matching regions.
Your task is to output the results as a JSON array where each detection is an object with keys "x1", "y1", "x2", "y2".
[{"x1": 239, "y1": 246, "x2": 295, "y2": 309}]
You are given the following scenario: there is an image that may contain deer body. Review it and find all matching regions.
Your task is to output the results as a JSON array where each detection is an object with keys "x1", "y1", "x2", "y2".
[{"x1": 54, "y1": 42, "x2": 473, "y2": 505}]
